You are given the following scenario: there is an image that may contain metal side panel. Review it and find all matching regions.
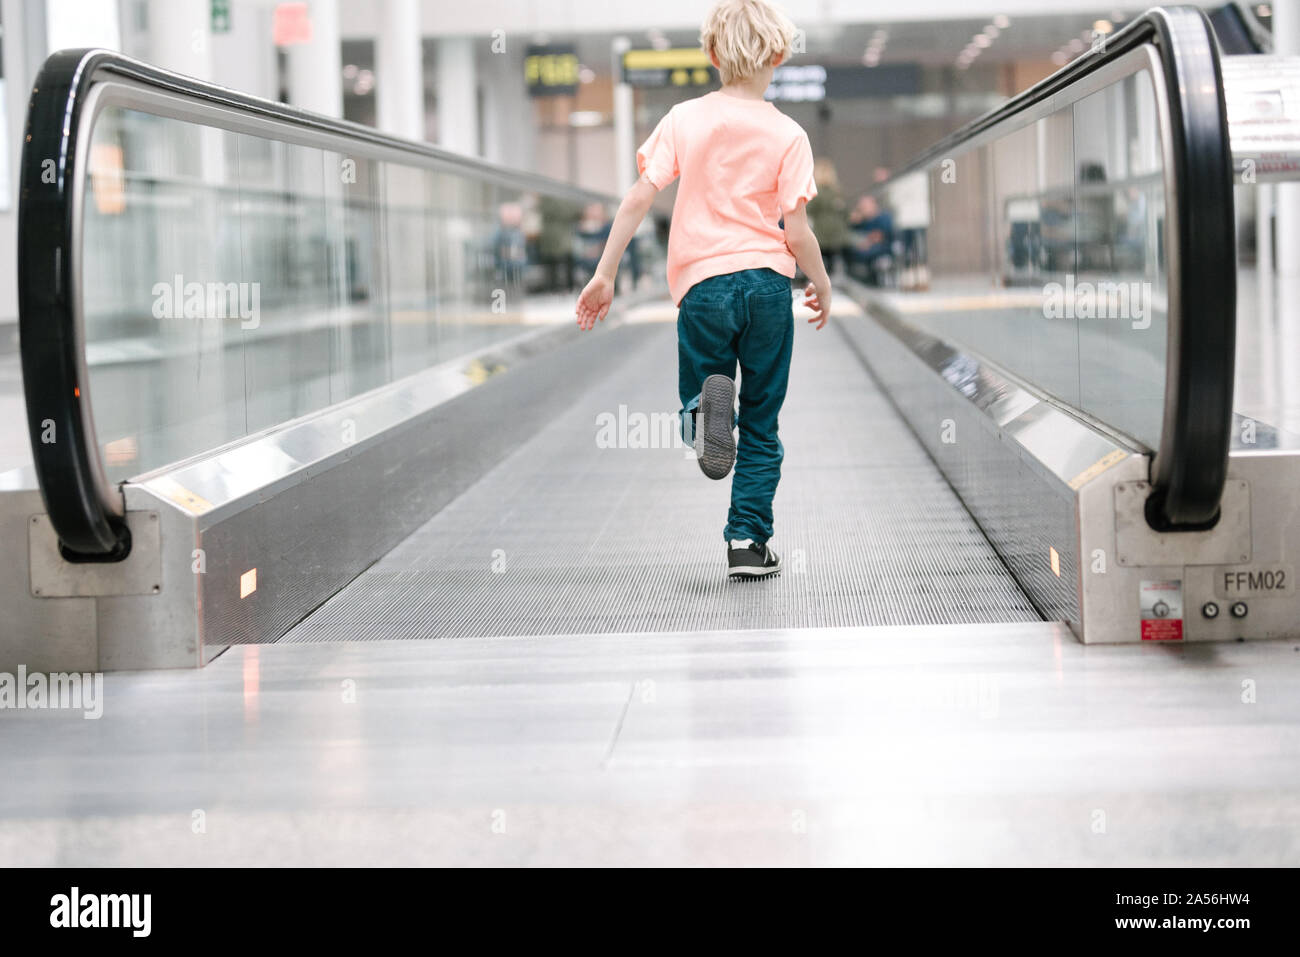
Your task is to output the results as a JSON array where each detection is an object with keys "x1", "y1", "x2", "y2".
[
  {"x1": 1075, "y1": 450, "x2": 1300, "y2": 643},
  {"x1": 835, "y1": 307, "x2": 1112, "y2": 636},
  {"x1": 29, "y1": 511, "x2": 162, "y2": 597},
  {"x1": 1074, "y1": 453, "x2": 1173, "y2": 643},
  {"x1": 1185, "y1": 450, "x2": 1300, "y2": 641},
  {"x1": 95, "y1": 484, "x2": 205, "y2": 670},
  {"x1": 0, "y1": 484, "x2": 204, "y2": 672},
  {"x1": 1075, "y1": 412, "x2": 1300, "y2": 642},
  {"x1": 0, "y1": 488, "x2": 97, "y2": 673}
]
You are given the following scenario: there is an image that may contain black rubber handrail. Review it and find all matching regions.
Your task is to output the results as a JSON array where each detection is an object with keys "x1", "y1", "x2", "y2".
[
  {"x1": 1147, "y1": 7, "x2": 1236, "y2": 528},
  {"x1": 20, "y1": 50, "x2": 128, "y2": 557},
  {"x1": 18, "y1": 48, "x2": 618, "y2": 560},
  {"x1": 873, "y1": 6, "x2": 1236, "y2": 529}
]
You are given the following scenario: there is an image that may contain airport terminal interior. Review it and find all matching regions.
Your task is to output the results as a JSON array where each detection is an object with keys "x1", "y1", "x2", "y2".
[{"x1": 1, "y1": 0, "x2": 1299, "y2": 866}]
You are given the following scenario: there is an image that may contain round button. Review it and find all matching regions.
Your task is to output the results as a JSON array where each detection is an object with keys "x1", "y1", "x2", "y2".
[
  {"x1": 1230, "y1": 601, "x2": 1248, "y2": 619},
  {"x1": 1202, "y1": 601, "x2": 1220, "y2": 619}
]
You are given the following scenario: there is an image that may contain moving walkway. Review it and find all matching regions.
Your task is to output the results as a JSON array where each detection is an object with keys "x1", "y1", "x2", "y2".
[{"x1": 2, "y1": 7, "x2": 1297, "y2": 672}]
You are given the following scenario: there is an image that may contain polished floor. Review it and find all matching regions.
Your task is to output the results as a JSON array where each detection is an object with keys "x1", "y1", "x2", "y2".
[{"x1": 2, "y1": 623, "x2": 1299, "y2": 866}]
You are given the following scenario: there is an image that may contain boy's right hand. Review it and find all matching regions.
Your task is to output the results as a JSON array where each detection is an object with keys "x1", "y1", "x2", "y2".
[
  {"x1": 803, "y1": 282, "x2": 831, "y2": 330},
  {"x1": 576, "y1": 273, "x2": 614, "y2": 331}
]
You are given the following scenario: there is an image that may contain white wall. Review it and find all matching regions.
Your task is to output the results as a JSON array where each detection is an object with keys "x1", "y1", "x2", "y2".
[
  {"x1": 1, "y1": 0, "x2": 47, "y2": 337},
  {"x1": 1, "y1": 0, "x2": 132, "y2": 336},
  {"x1": 0, "y1": 0, "x2": 17, "y2": 339},
  {"x1": 478, "y1": 37, "x2": 537, "y2": 169},
  {"x1": 45, "y1": 0, "x2": 119, "y2": 49},
  {"x1": 209, "y1": 2, "x2": 279, "y2": 102}
]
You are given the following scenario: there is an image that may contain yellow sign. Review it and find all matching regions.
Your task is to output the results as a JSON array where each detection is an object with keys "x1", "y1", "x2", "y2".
[
  {"x1": 525, "y1": 47, "x2": 579, "y2": 95},
  {"x1": 623, "y1": 48, "x2": 711, "y2": 70},
  {"x1": 623, "y1": 48, "x2": 715, "y2": 88}
]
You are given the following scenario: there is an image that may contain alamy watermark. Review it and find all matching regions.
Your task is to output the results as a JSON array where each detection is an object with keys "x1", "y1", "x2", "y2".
[
  {"x1": 869, "y1": 673, "x2": 1000, "y2": 720},
  {"x1": 596, "y1": 404, "x2": 694, "y2": 457},
  {"x1": 152, "y1": 274, "x2": 260, "y2": 329},
  {"x1": 0, "y1": 666, "x2": 104, "y2": 719},
  {"x1": 1042, "y1": 274, "x2": 1152, "y2": 330},
  {"x1": 50, "y1": 887, "x2": 150, "y2": 936}
]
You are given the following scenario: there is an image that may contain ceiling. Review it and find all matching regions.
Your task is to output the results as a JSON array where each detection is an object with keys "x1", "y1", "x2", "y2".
[
  {"x1": 557, "y1": 8, "x2": 1151, "y2": 71},
  {"x1": 342, "y1": 6, "x2": 1272, "y2": 97}
]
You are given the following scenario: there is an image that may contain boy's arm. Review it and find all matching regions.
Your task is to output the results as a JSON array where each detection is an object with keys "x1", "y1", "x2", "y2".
[
  {"x1": 576, "y1": 176, "x2": 659, "y2": 330},
  {"x1": 782, "y1": 201, "x2": 832, "y2": 330}
]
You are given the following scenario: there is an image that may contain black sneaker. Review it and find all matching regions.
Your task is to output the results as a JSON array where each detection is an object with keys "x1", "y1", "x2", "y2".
[
  {"x1": 727, "y1": 539, "x2": 781, "y2": 580},
  {"x1": 695, "y1": 374, "x2": 736, "y2": 480}
]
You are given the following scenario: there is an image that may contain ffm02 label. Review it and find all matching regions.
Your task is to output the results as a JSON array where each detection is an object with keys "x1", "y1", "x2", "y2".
[{"x1": 1215, "y1": 564, "x2": 1294, "y2": 598}]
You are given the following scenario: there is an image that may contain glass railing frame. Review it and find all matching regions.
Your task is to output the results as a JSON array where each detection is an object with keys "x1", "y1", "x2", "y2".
[
  {"x1": 874, "y1": 42, "x2": 1173, "y2": 455},
  {"x1": 19, "y1": 48, "x2": 619, "y2": 558},
  {"x1": 869, "y1": 6, "x2": 1236, "y2": 529}
]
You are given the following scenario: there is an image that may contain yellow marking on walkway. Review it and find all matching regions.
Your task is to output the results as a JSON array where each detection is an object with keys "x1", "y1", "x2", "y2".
[
  {"x1": 464, "y1": 358, "x2": 507, "y2": 384},
  {"x1": 1068, "y1": 449, "x2": 1128, "y2": 490},
  {"x1": 147, "y1": 476, "x2": 214, "y2": 515}
]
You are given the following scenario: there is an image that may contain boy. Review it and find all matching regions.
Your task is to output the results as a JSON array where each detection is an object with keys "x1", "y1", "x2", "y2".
[{"x1": 575, "y1": 0, "x2": 832, "y2": 581}]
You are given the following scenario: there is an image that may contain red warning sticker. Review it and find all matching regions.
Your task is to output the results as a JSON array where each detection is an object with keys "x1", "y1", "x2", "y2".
[
  {"x1": 1140, "y1": 618, "x2": 1183, "y2": 641},
  {"x1": 1139, "y1": 580, "x2": 1184, "y2": 641}
]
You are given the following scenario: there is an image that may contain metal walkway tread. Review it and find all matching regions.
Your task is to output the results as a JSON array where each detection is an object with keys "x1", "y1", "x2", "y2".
[{"x1": 283, "y1": 310, "x2": 1040, "y2": 642}]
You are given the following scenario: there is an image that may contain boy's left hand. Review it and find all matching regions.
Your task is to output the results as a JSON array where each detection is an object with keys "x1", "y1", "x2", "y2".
[
  {"x1": 576, "y1": 274, "x2": 614, "y2": 330},
  {"x1": 803, "y1": 282, "x2": 831, "y2": 330}
]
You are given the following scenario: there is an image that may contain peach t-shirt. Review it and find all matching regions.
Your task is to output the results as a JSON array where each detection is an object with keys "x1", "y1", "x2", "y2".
[{"x1": 636, "y1": 90, "x2": 818, "y2": 306}]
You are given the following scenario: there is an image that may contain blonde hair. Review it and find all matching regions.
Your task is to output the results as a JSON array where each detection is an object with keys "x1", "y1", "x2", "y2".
[{"x1": 700, "y1": 0, "x2": 797, "y2": 86}]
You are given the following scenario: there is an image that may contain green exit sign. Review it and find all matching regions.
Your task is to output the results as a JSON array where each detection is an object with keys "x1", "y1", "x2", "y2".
[{"x1": 211, "y1": 0, "x2": 232, "y2": 34}]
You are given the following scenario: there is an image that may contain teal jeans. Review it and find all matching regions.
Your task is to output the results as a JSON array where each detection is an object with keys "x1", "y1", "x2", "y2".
[{"x1": 677, "y1": 268, "x2": 794, "y2": 545}]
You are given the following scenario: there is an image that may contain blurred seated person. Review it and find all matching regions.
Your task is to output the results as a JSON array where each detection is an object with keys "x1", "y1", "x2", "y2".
[
  {"x1": 1075, "y1": 161, "x2": 1115, "y2": 271},
  {"x1": 576, "y1": 202, "x2": 639, "y2": 291},
  {"x1": 491, "y1": 202, "x2": 528, "y2": 287},
  {"x1": 1116, "y1": 186, "x2": 1148, "y2": 272},
  {"x1": 575, "y1": 203, "x2": 611, "y2": 282},
  {"x1": 847, "y1": 194, "x2": 894, "y2": 285},
  {"x1": 805, "y1": 157, "x2": 849, "y2": 277},
  {"x1": 537, "y1": 194, "x2": 580, "y2": 292}
]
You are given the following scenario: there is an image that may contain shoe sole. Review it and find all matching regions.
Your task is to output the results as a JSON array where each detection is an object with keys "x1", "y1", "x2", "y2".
[
  {"x1": 728, "y1": 563, "x2": 782, "y2": 580},
  {"x1": 696, "y1": 374, "x2": 736, "y2": 480}
]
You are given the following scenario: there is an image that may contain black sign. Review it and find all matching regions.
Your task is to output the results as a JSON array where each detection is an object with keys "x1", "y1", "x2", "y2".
[
  {"x1": 525, "y1": 44, "x2": 579, "y2": 97},
  {"x1": 824, "y1": 64, "x2": 921, "y2": 98},
  {"x1": 767, "y1": 63, "x2": 922, "y2": 99}
]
